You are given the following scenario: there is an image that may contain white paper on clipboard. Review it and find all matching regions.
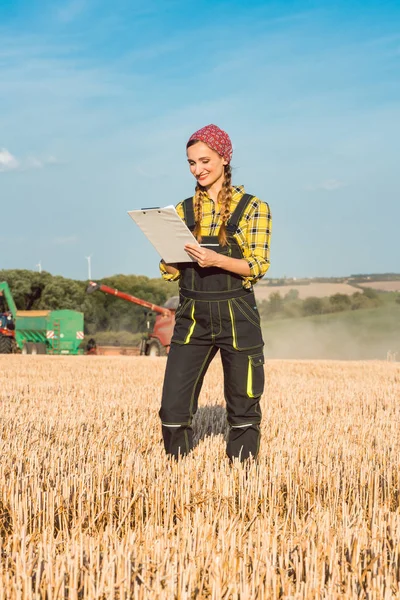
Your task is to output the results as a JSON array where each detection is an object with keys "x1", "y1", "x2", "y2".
[{"x1": 128, "y1": 205, "x2": 200, "y2": 263}]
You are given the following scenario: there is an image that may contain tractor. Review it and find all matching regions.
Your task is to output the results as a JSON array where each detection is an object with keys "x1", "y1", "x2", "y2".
[{"x1": 86, "y1": 281, "x2": 179, "y2": 356}]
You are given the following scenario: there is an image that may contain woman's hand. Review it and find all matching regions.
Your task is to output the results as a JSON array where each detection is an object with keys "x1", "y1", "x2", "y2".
[{"x1": 184, "y1": 244, "x2": 221, "y2": 268}]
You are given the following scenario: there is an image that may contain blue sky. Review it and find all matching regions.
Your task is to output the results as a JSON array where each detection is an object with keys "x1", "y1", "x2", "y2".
[{"x1": 1, "y1": 0, "x2": 399, "y2": 280}]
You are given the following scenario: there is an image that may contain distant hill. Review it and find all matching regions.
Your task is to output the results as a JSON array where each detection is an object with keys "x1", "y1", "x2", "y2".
[
  {"x1": 257, "y1": 274, "x2": 400, "y2": 300},
  {"x1": 255, "y1": 282, "x2": 359, "y2": 301},
  {"x1": 358, "y1": 281, "x2": 400, "y2": 292},
  {"x1": 264, "y1": 273, "x2": 400, "y2": 285}
]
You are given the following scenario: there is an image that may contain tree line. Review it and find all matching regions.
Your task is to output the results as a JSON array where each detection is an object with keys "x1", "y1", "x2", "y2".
[
  {"x1": 258, "y1": 288, "x2": 383, "y2": 321},
  {"x1": 1, "y1": 270, "x2": 393, "y2": 344},
  {"x1": 0, "y1": 270, "x2": 178, "y2": 337}
]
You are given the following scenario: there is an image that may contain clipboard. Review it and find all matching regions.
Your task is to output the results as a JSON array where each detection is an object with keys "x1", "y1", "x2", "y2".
[{"x1": 128, "y1": 205, "x2": 200, "y2": 263}]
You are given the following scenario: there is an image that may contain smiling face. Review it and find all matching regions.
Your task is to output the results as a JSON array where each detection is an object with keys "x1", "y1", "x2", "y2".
[{"x1": 187, "y1": 141, "x2": 227, "y2": 189}]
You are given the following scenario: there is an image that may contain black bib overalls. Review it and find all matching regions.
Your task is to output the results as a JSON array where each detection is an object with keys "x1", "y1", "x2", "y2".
[{"x1": 159, "y1": 194, "x2": 265, "y2": 461}]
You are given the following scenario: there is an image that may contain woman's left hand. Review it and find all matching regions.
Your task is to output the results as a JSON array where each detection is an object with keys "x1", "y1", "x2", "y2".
[{"x1": 185, "y1": 244, "x2": 221, "y2": 268}]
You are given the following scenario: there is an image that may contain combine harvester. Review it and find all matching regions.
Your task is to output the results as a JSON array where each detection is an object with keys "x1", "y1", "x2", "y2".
[
  {"x1": 86, "y1": 281, "x2": 179, "y2": 356},
  {"x1": 0, "y1": 281, "x2": 84, "y2": 355}
]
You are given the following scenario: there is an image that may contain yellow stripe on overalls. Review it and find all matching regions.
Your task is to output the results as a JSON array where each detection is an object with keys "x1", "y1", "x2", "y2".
[
  {"x1": 228, "y1": 300, "x2": 238, "y2": 350},
  {"x1": 184, "y1": 302, "x2": 196, "y2": 344},
  {"x1": 247, "y1": 358, "x2": 256, "y2": 398}
]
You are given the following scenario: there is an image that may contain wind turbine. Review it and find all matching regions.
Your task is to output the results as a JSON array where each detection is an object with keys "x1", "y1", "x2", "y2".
[{"x1": 85, "y1": 255, "x2": 92, "y2": 280}]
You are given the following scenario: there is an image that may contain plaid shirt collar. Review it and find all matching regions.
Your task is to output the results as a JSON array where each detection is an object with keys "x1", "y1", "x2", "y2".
[{"x1": 205, "y1": 185, "x2": 245, "y2": 204}]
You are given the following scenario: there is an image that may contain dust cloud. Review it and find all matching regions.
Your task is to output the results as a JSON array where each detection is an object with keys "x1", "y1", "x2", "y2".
[{"x1": 262, "y1": 311, "x2": 400, "y2": 361}]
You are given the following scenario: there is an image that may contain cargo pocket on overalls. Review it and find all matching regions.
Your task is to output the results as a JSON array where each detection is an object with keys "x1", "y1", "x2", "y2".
[
  {"x1": 233, "y1": 296, "x2": 262, "y2": 329},
  {"x1": 172, "y1": 299, "x2": 196, "y2": 344},
  {"x1": 174, "y1": 297, "x2": 192, "y2": 320},
  {"x1": 228, "y1": 298, "x2": 264, "y2": 350},
  {"x1": 247, "y1": 353, "x2": 265, "y2": 398}
]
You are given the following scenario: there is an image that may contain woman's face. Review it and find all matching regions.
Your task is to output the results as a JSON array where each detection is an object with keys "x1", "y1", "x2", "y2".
[{"x1": 187, "y1": 141, "x2": 227, "y2": 188}]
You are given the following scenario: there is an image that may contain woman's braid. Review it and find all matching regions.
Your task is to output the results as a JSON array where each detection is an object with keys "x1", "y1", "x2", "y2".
[
  {"x1": 193, "y1": 164, "x2": 232, "y2": 246},
  {"x1": 193, "y1": 185, "x2": 207, "y2": 243},
  {"x1": 217, "y1": 164, "x2": 232, "y2": 247}
]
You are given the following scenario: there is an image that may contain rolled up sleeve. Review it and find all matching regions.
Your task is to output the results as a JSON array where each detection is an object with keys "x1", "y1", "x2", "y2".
[
  {"x1": 159, "y1": 260, "x2": 181, "y2": 281},
  {"x1": 242, "y1": 199, "x2": 272, "y2": 286}
]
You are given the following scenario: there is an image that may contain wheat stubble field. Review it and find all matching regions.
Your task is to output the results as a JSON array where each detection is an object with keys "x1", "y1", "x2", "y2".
[{"x1": 1, "y1": 356, "x2": 400, "y2": 599}]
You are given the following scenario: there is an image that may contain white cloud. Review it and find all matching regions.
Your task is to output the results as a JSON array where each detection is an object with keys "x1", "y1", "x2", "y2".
[
  {"x1": 305, "y1": 179, "x2": 348, "y2": 192},
  {"x1": 0, "y1": 149, "x2": 60, "y2": 173},
  {"x1": 0, "y1": 148, "x2": 19, "y2": 172}
]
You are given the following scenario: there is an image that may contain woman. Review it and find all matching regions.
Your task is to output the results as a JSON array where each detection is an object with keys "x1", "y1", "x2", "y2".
[{"x1": 159, "y1": 124, "x2": 271, "y2": 462}]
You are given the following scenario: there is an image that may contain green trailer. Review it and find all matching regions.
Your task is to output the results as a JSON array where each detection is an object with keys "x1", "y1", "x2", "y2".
[
  {"x1": 0, "y1": 281, "x2": 84, "y2": 355},
  {"x1": 16, "y1": 309, "x2": 84, "y2": 355}
]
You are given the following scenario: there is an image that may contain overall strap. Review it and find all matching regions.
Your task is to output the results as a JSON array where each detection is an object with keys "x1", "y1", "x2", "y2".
[
  {"x1": 182, "y1": 197, "x2": 195, "y2": 232},
  {"x1": 226, "y1": 193, "x2": 255, "y2": 235}
]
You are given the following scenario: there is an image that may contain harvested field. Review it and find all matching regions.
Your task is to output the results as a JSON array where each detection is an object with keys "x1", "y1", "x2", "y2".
[
  {"x1": 254, "y1": 282, "x2": 359, "y2": 301},
  {"x1": 1, "y1": 356, "x2": 400, "y2": 598},
  {"x1": 359, "y1": 281, "x2": 400, "y2": 292}
]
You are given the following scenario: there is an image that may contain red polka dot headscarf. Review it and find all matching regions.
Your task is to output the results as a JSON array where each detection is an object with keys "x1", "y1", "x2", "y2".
[{"x1": 187, "y1": 124, "x2": 233, "y2": 164}]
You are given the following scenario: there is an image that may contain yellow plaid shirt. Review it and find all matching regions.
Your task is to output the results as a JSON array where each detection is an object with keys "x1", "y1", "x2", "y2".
[{"x1": 160, "y1": 186, "x2": 272, "y2": 289}]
